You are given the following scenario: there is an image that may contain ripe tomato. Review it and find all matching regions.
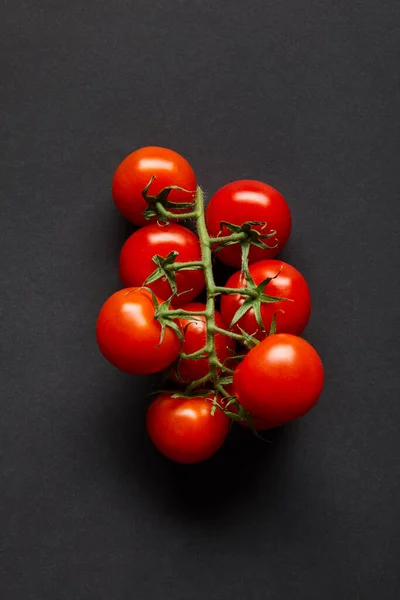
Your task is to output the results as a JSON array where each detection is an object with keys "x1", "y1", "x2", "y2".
[
  {"x1": 205, "y1": 180, "x2": 292, "y2": 267},
  {"x1": 96, "y1": 288, "x2": 181, "y2": 374},
  {"x1": 221, "y1": 259, "x2": 311, "y2": 340},
  {"x1": 146, "y1": 392, "x2": 229, "y2": 463},
  {"x1": 173, "y1": 303, "x2": 235, "y2": 383},
  {"x1": 112, "y1": 146, "x2": 197, "y2": 226},
  {"x1": 222, "y1": 386, "x2": 282, "y2": 431},
  {"x1": 233, "y1": 334, "x2": 324, "y2": 423},
  {"x1": 119, "y1": 223, "x2": 205, "y2": 308}
]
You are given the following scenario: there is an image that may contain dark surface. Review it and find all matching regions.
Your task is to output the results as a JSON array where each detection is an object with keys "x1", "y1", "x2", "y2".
[{"x1": 1, "y1": 1, "x2": 400, "y2": 598}]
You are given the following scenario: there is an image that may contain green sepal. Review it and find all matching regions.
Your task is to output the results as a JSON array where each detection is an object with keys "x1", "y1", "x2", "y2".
[
  {"x1": 230, "y1": 297, "x2": 256, "y2": 327},
  {"x1": 214, "y1": 221, "x2": 278, "y2": 252},
  {"x1": 141, "y1": 176, "x2": 195, "y2": 220},
  {"x1": 230, "y1": 269, "x2": 287, "y2": 329},
  {"x1": 218, "y1": 375, "x2": 233, "y2": 386},
  {"x1": 144, "y1": 251, "x2": 180, "y2": 294},
  {"x1": 151, "y1": 289, "x2": 183, "y2": 346},
  {"x1": 237, "y1": 326, "x2": 259, "y2": 348},
  {"x1": 164, "y1": 317, "x2": 183, "y2": 344},
  {"x1": 253, "y1": 300, "x2": 264, "y2": 329},
  {"x1": 269, "y1": 312, "x2": 278, "y2": 336}
]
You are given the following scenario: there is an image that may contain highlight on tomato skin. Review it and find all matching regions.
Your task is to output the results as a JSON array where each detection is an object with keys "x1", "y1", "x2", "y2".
[
  {"x1": 96, "y1": 287, "x2": 181, "y2": 375},
  {"x1": 220, "y1": 259, "x2": 312, "y2": 340},
  {"x1": 119, "y1": 223, "x2": 205, "y2": 308},
  {"x1": 233, "y1": 333, "x2": 324, "y2": 424},
  {"x1": 112, "y1": 146, "x2": 197, "y2": 226},
  {"x1": 146, "y1": 392, "x2": 230, "y2": 464},
  {"x1": 205, "y1": 179, "x2": 292, "y2": 267},
  {"x1": 171, "y1": 302, "x2": 235, "y2": 384}
]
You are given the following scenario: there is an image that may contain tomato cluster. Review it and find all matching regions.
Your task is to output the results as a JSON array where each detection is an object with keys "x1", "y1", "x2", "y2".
[{"x1": 96, "y1": 146, "x2": 324, "y2": 465}]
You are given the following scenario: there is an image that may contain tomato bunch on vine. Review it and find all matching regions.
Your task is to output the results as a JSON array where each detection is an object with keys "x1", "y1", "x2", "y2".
[{"x1": 96, "y1": 146, "x2": 324, "y2": 464}]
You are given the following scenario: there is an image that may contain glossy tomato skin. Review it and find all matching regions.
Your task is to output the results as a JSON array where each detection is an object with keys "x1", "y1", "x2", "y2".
[
  {"x1": 173, "y1": 303, "x2": 235, "y2": 383},
  {"x1": 96, "y1": 288, "x2": 181, "y2": 375},
  {"x1": 222, "y1": 386, "x2": 282, "y2": 431},
  {"x1": 112, "y1": 146, "x2": 197, "y2": 226},
  {"x1": 205, "y1": 180, "x2": 292, "y2": 267},
  {"x1": 233, "y1": 334, "x2": 324, "y2": 423},
  {"x1": 235, "y1": 412, "x2": 282, "y2": 431},
  {"x1": 119, "y1": 223, "x2": 205, "y2": 308},
  {"x1": 146, "y1": 392, "x2": 229, "y2": 464},
  {"x1": 221, "y1": 259, "x2": 311, "y2": 340}
]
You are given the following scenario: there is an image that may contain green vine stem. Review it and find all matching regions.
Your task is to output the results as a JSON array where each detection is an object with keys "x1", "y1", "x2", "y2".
[
  {"x1": 154, "y1": 187, "x2": 252, "y2": 398},
  {"x1": 147, "y1": 183, "x2": 284, "y2": 424}
]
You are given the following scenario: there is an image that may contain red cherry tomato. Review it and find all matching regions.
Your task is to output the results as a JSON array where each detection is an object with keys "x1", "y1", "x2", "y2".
[
  {"x1": 146, "y1": 392, "x2": 229, "y2": 463},
  {"x1": 233, "y1": 334, "x2": 324, "y2": 423},
  {"x1": 205, "y1": 180, "x2": 292, "y2": 267},
  {"x1": 112, "y1": 146, "x2": 197, "y2": 226},
  {"x1": 221, "y1": 259, "x2": 311, "y2": 340},
  {"x1": 119, "y1": 223, "x2": 205, "y2": 308},
  {"x1": 172, "y1": 303, "x2": 235, "y2": 383},
  {"x1": 222, "y1": 386, "x2": 282, "y2": 431},
  {"x1": 96, "y1": 288, "x2": 181, "y2": 374}
]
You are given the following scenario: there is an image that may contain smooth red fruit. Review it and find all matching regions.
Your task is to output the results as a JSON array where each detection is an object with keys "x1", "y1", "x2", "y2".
[
  {"x1": 146, "y1": 392, "x2": 229, "y2": 464},
  {"x1": 221, "y1": 259, "x2": 311, "y2": 340},
  {"x1": 205, "y1": 180, "x2": 291, "y2": 267},
  {"x1": 173, "y1": 303, "x2": 235, "y2": 383},
  {"x1": 112, "y1": 146, "x2": 197, "y2": 226},
  {"x1": 96, "y1": 288, "x2": 181, "y2": 374},
  {"x1": 222, "y1": 387, "x2": 281, "y2": 431},
  {"x1": 233, "y1": 334, "x2": 324, "y2": 423},
  {"x1": 119, "y1": 223, "x2": 205, "y2": 308}
]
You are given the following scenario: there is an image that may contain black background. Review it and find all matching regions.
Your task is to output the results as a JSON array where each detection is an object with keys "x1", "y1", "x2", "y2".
[{"x1": 1, "y1": 1, "x2": 400, "y2": 598}]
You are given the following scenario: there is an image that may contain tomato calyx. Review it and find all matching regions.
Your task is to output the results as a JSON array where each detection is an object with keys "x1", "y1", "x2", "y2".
[
  {"x1": 210, "y1": 220, "x2": 277, "y2": 251},
  {"x1": 228, "y1": 269, "x2": 289, "y2": 332},
  {"x1": 143, "y1": 249, "x2": 204, "y2": 296},
  {"x1": 144, "y1": 250, "x2": 181, "y2": 293},
  {"x1": 168, "y1": 386, "x2": 253, "y2": 425},
  {"x1": 142, "y1": 176, "x2": 198, "y2": 221},
  {"x1": 144, "y1": 287, "x2": 184, "y2": 346}
]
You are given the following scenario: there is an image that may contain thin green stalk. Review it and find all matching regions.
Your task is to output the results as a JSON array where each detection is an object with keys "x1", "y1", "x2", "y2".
[
  {"x1": 213, "y1": 326, "x2": 249, "y2": 342},
  {"x1": 166, "y1": 309, "x2": 207, "y2": 317},
  {"x1": 155, "y1": 202, "x2": 199, "y2": 220},
  {"x1": 209, "y1": 232, "x2": 247, "y2": 244},
  {"x1": 193, "y1": 188, "x2": 222, "y2": 392},
  {"x1": 213, "y1": 285, "x2": 257, "y2": 297},
  {"x1": 169, "y1": 261, "x2": 204, "y2": 271}
]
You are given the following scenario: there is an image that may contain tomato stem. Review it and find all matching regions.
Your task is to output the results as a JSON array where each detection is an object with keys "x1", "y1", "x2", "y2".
[
  {"x1": 155, "y1": 202, "x2": 199, "y2": 221},
  {"x1": 212, "y1": 285, "x2": 257, "y2": 298},
  {"x1": 192, "y1": 188, "x2": 223, "y2": 392},
  {"x1": 168, "y1": 261, "x2": 204, "y2": 271},
  {"x1": 166, "y1": 309, "x2": 207, "y2": 317},
  {"x1": 149, "y1": 185, "x2": 259, "y2": 426},
  {"x1": 208, "y1": 232, "x2": 248, "y2": 244},
  {"x1": 213, "y1": 325, "x2": 250, "y2": 341}
]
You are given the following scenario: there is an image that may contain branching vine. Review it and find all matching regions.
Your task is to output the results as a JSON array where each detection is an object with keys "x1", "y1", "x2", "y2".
[{"x1": 142, "y1": 182, "x2": 285, "y2": 425}]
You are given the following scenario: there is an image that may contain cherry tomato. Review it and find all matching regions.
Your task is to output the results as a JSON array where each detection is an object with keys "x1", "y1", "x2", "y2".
[
  {"x1": 233, "y1": 334, "x2": 324, "y2": 423},
  {"x1": 221, "y1": 259, "x2": 311, "y2": 340},
  {"x1": 205, "y1": 180, "x2": 292, "y2": 267},
  {"x1": 222, "y1": 387, "x2": 281, "y2": 431},
  {"x1": 172, "y1": 303, "x2": 235, "y2": 383},
  {"x1": 119, "y1": 223, "x2": 205, "y2": 308},
  {"x1": 112, "y1": 146, "x2": 197, "y2": 226},
  {"x1": 96, "y1": 288, "x2": 181, "y2": 374},
  {"x1": 146, "y1": 392, "x2": 229, "y2": 464}
]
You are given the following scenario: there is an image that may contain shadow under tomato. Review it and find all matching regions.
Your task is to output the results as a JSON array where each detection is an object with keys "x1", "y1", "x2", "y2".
[
  {"x1": 96, "y1": 377, "x2": 292, "y2": 524},
  {"x1": 162, "y1": 423, "x2": 290, "y2": 520}
]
